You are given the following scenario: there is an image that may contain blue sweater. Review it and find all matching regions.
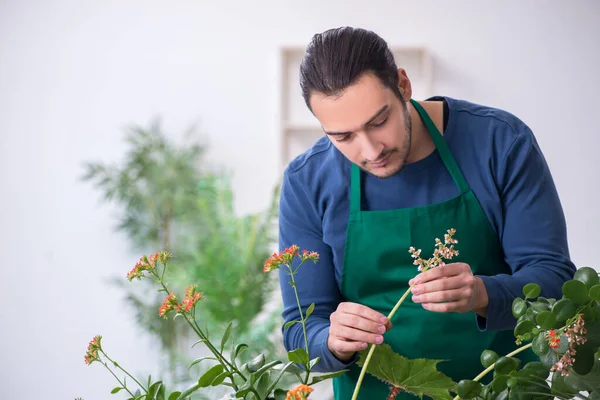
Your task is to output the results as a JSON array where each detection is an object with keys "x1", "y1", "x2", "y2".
[{"x1": 277, "y1": 96, "x2": 576, "y2": 373}]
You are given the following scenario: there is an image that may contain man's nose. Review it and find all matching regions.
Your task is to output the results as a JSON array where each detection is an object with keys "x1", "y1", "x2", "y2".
[{"x1": 361, "y1": 136, "x2": 383, "y2": 161}]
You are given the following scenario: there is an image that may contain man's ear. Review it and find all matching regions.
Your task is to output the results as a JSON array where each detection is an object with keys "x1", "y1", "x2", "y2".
[{"x1": 397, "y1": 68, "x2": 412, "y2": 100}]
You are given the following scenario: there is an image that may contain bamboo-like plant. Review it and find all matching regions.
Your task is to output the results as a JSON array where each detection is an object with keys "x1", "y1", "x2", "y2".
[{"x1": 81, "y1": 118, "x2": 282, "y2": 388}]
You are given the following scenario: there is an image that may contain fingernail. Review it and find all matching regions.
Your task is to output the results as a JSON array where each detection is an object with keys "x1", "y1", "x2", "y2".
[
  {"x1": 379, "y1": 317, "x2": 388, "y2": 324},
  {"x1": 412, "y1": 287, "x2": 420, "y2": 294},
  {"x1": 412, "y1": 295, "x2": 420, "y2": 302},
  {"x1": 376, "y1": 335, "x2": 383, "y2": 344},
  {"x1": 408, "y1": 279, "x2": 413, "y2": 286},
  {"x1": 378, "y1": 325, "x2": 386, "y2": 333},
  {"x1": 361, "y1": 342, "x2": 368, "y2": 349}
]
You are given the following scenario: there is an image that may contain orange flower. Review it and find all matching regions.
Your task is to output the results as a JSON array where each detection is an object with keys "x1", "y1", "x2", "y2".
[
  {"x1": 84, "y1": 335, "x2": 102, "y2": 365},
  {"x1": 546, "y1": 329, "x2": 561, "y2": 349},
  {"x1": 181, "y1": 285, "x2": 204, "y2": 312},
  {"x1": 158, "y1": 292, "x2": 179, "y2": 318},
  {"x1": 263, "y1": 245, "x2": 319, "y2": 273},
  {"x1": 286, "y1": 384, "x2": 314, "y2": 399}
]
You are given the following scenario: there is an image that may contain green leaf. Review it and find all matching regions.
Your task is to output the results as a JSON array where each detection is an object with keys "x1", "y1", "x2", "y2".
[
  {"x1": 247, "y1": 353, "x2": 266, "y2": 372},
  {"x1": 519, "y1": 361, "x2": 549, "y2": 380},
  {"x1": 535, "y1": 311, "x2": 556, "y2": 330},
  {"x1": 590, "y1": 284, "x2": 600, "y2": 301},
  {"x1": 255, "y1": 371, "x2": 271, "y2": 398},
  {"x1": 211, "y1": 371, "x2": 233, "y2": 386},
  {"x1": 522, "y1": 283, "x2": 541, "y2": 299},
  {"x1": 552, "y1": 298, "x2": 577, "y2": 326},
  {"x1": 513, "y1": 320, "x2": 535, "y2": 337},
  {"x1": 457, "y1": 380, "x2": 482, "y2": 399},
  {"x1": 307, "y1": 369, "x2": 348, "y2": 385},
  {"x1": 551, "y1": 372, "x2": 579, "y2": 398},
  {"x1": 287, "y1": 348, "x2": 309, "y2": 366},
  {"x1": 493, "y1": 356, "x2": 521, "y2": 375},
  {"x1": 221, "y1": 322, "x2": 233, "y2": 353},
  {"x1": 574, "y1": 267, "x2": 600, "y2": 289},
  {"x1": 283, "y1": 320, "x2": 299, "y2": 330},
  {"x1": 198, "y1": 364, "x2": 225, "y2": 387},
  {"x1": 189, "y1": 356, "x2": 217, "y2": 369},
  {"x1": 563, "y1": 357, "x2": 600, "y2": 392},
  {"x1": 562, "y1": 280, "x2": 590, "y2": 304},
  {"x1": 512, "y1": 298, "x2": 527, "y2": 319},
  {"x1": 111, "y1": 387, "x2": 123, "y2": 394},
  {"x1": 233, "y1": 343, "x2": 248, "y2": 361},
  {"x1": 273, "y1": 389, "x2": 287, "y2": 400},
  {"x1": 529, "y1": 301, "x2": 550, "y2": 314},
  {"x1": 572, "y1": 343, "x2": 595, "y2": 375},
  {"x1": 308, "y1": 357, "x2": 321, "y2": 370},
  {"x1": 191, "y1": 339, "x2": 206, "y2": 348},
  {"x1": 480, "y1": 349, "x2": 499, "y2": 368},
  {"x1": 356, "y1": 344, "x2": 456, "y2": 400},
  {"x1": 491, "y1": 375, "x2": 508, "y2": 393},
  {"x1": 305, "y1": 303, "x2": 315, "y2": 319}
]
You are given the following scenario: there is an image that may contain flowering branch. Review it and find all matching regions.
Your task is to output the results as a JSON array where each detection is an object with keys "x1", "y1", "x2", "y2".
[{"x1": 352, "y1": 229, "x2": 459, "y2": 400}]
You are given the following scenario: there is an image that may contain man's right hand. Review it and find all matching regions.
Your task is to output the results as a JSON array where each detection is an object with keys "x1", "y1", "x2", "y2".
[{"x1": 327, "y1": 302, "x2": 392, "y2": 362}]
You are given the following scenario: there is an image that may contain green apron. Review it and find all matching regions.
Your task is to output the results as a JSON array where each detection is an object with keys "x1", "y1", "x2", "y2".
[{"x1": 332, "y1": 99, "x2": 535, "y2": 399}]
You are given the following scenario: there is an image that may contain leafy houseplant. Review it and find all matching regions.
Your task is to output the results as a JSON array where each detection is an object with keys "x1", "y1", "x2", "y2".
[
  {"x1": 81, "y1": 119, "x2": 281, "y2": 384},
  {"x1": 80, "y1": 228, "x2": 600, "y2": 400},
  {"x1": 80, "y1": 246, "x2": 347, "y2": 399}
]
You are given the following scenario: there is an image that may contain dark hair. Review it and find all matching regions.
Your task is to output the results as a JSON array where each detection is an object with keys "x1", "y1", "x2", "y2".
[{"x1": 299, "y1": 26, "x2": 403, "y2": 111}]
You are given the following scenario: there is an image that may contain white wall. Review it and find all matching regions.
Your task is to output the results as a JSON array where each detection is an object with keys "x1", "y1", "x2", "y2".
[{"x1": 1, "y1": 1, "x2": 599, "y2": 399}]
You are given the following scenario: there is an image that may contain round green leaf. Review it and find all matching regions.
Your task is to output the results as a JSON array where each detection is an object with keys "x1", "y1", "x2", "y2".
[
  {"x1": 562, "y1": 280, "x2": 590, "y2": 304},
  {"x1": 552, "y1": 298, "x2": 577, "y2": 325},
  {"x1": 531, "y1": 333, "x2": 549, "y2": 356},
  {"x1": 589, "y1": 284, "x2": 600, "y2": 301},
  {"x1": 514, "y1": 320, "x2": 535, "y2": 337},
  {"x1": 523, "y1": 283, "x2": 541, "y2": 299},
  {"x1": 457, "y1": 379, "x2": 482, "y2": 399},
  {"x1": 535, "y1": 311, "x2": 556, "y2": 330},
  {"x1": 572, "y1": 343, "x2": 595, "y2": 376},
  {"x1": 512, "y1": 298, "x2": 527, "y2": 319},
  {"x1": 520, "y1": 361, "x2": 549, "y2": 380},
  {"x1": 492, "y1": 375, "x2": 508, "y2": 393},
  {"x1": 574, "y1": 266, "x2": 600, "y2": 289},
  {"x1": 506, "y1": 377, "x2": 518, "y2": 389},
  {"x1": 529, "y1": 301, "x2": 550, "y2": 314},
  {"x1": 494, "y1": 356, "x2": 521, "y2": 375},
  {"x1": 480, "y1": 349, "x2": 499, "y2": 368}
]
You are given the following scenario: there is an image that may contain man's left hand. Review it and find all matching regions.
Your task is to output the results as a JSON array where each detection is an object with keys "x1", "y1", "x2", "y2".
[{"x1": 409, "y1": 262, "x2": 488, "y2": 316}]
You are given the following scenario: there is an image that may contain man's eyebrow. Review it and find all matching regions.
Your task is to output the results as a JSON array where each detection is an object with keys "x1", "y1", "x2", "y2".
[{"x1": 323, "y1": 104, "x2": 389, "y2": 136}]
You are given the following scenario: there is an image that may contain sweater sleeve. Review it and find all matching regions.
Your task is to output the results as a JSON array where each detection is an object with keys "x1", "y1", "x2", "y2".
[
  {"x1": 476, "y1": 125, "x2": 577, "y2": 331},
  {"x1": 277, "y1": 167, "x2": 355, "y2": 372}
]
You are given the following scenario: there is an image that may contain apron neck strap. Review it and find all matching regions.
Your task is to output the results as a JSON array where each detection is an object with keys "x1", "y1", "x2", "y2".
[
  {"x1": 409, "y1": 99, "x2": 469, "y2": 194},
  {"x1": 350, "y1": 99, "x2": 470, "y2": 213}
]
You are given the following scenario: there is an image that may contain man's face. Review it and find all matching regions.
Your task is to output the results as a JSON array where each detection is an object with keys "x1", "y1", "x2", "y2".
[{"x1": 309, "y1": 72, "x2": 412, "y2": 178}]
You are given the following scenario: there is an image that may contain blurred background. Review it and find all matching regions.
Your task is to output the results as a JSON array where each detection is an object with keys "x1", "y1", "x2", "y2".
[{"x1": 1, "y1": 1, "x2": 599, "y2": 399}]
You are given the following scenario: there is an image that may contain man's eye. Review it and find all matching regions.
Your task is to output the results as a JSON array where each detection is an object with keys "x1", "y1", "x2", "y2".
[
  {"x1": 336, "y1": 134, "x2": 351, "y2": 143},
  {"x1": 373, "y1": 117, "x2": 388, "y2": 127}
]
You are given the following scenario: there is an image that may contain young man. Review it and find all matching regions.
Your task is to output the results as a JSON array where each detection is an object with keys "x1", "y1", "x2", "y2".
[{"x1": 277, "y1": 26, "x2": 575, "y2": 399}]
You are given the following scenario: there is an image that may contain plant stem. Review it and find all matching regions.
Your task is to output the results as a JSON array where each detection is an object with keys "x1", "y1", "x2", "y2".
[
  {"x1": 451, "y1": 343, "x2": 533, "y2": 400},
  {"x1": 101, "y1": 352, "x2": 147, "y2": 394},
  {"x1": 351, "y1": 283, "x2": 415, "y2": 400},
  {"x1": 100, "y1": 361, "x2": 136, "y2": 397},
  {"x1": 288, "y1": 262, "x2": 311, "y2": 384},
  {"x1": 156, "y1": 279, "x2": 244, "y2": 386}
]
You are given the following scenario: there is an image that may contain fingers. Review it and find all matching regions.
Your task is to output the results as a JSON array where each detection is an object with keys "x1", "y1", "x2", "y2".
[
  {"x1": 328, "y1": 302, "x2": 391, "y2": 360},
  {"x1": 409, "y1": 262, "x2": 469, "y2": 286},
  {"x1": 412, "y1": 287, "x2": 473, "y2": 304},
  {"x1": 337, "y1": 302, "x2": 389, "y2": 325},
  {"x1": 421, "y1": 300, "x2": 472, "y2": 313}
]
